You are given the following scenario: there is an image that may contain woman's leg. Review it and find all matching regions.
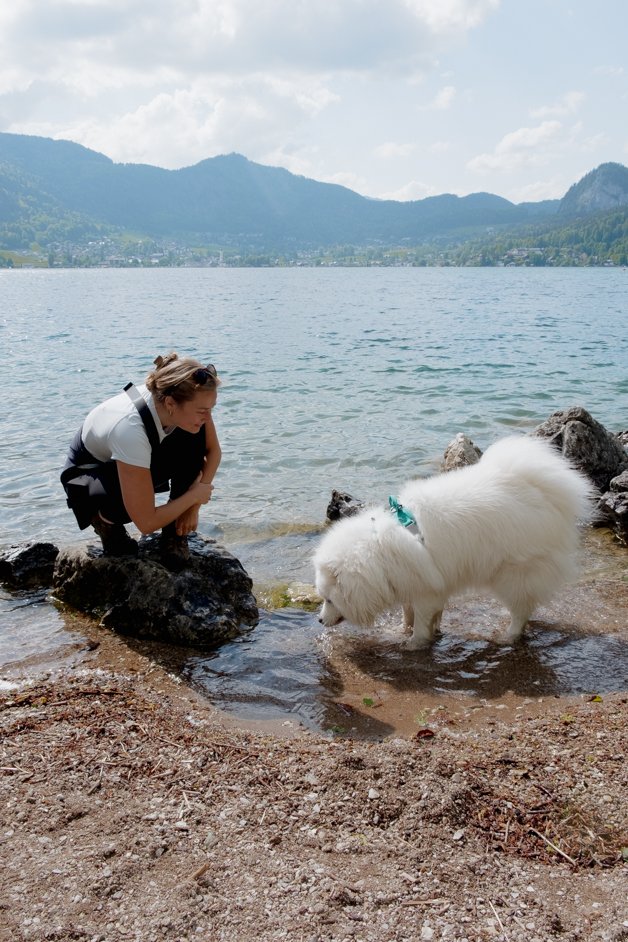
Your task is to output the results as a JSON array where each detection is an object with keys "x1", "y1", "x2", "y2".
[
  {"x1": 153, "y1": 427, "x2": 207, "y2": 499},
  {"x1": 61, "y1": 430, "x2": 138, "y2": 556}
]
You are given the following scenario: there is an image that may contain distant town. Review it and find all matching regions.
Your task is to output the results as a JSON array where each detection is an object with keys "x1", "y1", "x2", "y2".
[{"x1": 1, "y1": 236, "x2": 625, "y2": 269}]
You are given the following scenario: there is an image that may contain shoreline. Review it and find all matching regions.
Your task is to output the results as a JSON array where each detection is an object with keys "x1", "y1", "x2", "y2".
[{"x1": 1, "y1": 527, "x2": 627, "y2": 741}]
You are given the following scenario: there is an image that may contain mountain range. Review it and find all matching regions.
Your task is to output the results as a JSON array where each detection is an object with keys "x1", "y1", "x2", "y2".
[{"x1": 1, "y1": 131, "x2": 628, "y2": 253}]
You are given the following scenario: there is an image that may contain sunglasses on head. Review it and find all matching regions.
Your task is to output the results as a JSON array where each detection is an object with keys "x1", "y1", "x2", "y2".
[
  {"x1": 191, "y1": 364, "x2": 217, "y2": 385},
  {"x1": 164, "y1": 364, "x2": 217, "y2": 398}
]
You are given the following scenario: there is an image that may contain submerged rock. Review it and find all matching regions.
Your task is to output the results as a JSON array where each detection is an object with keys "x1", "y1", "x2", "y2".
[
  {"x1": 52, "y1": 533, "x2": 259, "y2": 647},
  {"x1": 0, "y1": 542, "x2": 59, "y2": 589}
]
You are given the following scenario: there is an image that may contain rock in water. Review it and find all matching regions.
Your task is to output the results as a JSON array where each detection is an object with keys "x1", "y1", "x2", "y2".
[
  {"x1": 534, "y1": 406, "x2": 628, "y2": 491},
  {"x1": 598, "y1": 469, "x2": 628, "y2": 546},
  {"x1": 52, "y1": 533, "x2": 259, "y2": 647},
  {"x1": 326, "y1": 490, "x2": 364, "y2": 521},
  {"x1": 0, "y1": 542, "x2": 59, "y2": 588},
  {"x1": 442, "y1": 433, "x2": 482, "y2": 471}
]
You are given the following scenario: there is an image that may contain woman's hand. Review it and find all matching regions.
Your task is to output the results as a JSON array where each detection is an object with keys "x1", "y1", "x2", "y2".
[
  {"x1": 188, "y1": 476, "x2": 214, "y2": 505},
  {"x1": 175, "y1": 505, "x2": 200, "y2": 536},
  {"x1": 118, "y1": 462, "x2": 214, "y2": 535}
]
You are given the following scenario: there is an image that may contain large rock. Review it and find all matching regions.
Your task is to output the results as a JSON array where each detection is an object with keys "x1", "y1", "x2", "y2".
[
  {"x1": 533, "y1": 406, "x2": 628, "y2": 491},
  {"x1": 52, "y1": 534, "x2": 259, "y2": 647},
  {"x1": 0, "y1": 542, "x2": 59, "y2": 589},
  {"x1": 442, "y1": 433, "x2": 482, "y2": 471},
  {"x1": 598, "y1": 470, "x2": 628, "y2": 546}
]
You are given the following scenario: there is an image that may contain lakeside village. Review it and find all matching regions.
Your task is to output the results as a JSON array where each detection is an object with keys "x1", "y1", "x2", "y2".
[{"x1": 1, "y1": 236, "x2": 625, "y2": 269}]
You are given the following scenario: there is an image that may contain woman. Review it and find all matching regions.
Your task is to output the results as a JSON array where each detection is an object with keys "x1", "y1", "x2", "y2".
[{"x1": 61, "y1": 352, "x2": 221, "y2": 570}]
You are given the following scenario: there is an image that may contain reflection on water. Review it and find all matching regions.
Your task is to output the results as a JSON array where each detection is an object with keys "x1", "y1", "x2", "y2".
[
  {"x1": 186, "y1": 610, "x2": 331, "y2": 727},
  {"x1": 0, "y1": 589, "x2": 81, "y2": 669},
  {"x1": 175, "y1": 602, "x2": 628, "y2": 738}
]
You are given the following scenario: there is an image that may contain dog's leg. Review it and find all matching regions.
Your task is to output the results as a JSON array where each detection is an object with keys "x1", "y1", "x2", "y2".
[
  {"x1": 501, "y1": 611, "x2": 532, "y2": 645},
  {"x1": 405, "y1": 603, "x2": 442, "y2": 649},
  {"x1": 402, "y1": 605, "x2": 414, "y2": 635},
  {"x1": 430, "y1": 609, "x2": 443, "y2": 635},
  {"x1": 492, "y1": 567, "x2": 543, "y2": 645}
]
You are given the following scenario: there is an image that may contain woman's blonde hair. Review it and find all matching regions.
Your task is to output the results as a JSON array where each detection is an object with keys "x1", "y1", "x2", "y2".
[{"x1": 146, "y1": 352, "x2": 220, "y2": 403}]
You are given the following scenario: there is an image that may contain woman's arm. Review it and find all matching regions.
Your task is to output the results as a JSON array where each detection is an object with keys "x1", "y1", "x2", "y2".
[
  {"x1": 173, "y1": 417, "x2": 223, "y2": 535},
  {"x1": 117, "y1": 462, "x2": 213, "y2": 534},
  {"x1": 201, "y1": 415, "x2": 222, "y2": 484}
]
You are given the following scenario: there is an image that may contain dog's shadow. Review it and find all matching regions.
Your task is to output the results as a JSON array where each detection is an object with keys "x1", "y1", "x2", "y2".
[{"x1": 327, "y1": 615, "x2": 628, "y2": 702}]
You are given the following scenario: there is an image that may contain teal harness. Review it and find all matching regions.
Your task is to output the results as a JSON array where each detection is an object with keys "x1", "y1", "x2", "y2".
[{"x1": 388, "y1": 496, "x2": 424, "y2": 543}]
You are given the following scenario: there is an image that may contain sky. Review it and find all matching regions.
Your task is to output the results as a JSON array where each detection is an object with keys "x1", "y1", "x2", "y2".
[{"x1": 0, "y1": 0, "x2": 627, "y2": 204}]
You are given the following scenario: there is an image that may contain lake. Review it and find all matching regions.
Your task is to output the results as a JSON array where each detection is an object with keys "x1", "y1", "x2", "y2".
[{"x1": 1, "y1": 267, "x2": 627, "y2": 732}]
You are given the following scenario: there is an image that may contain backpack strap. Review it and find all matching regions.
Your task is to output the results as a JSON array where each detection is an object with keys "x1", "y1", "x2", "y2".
[{"x1": 124, "y1": 383, "x2": 161, "y2": 453}]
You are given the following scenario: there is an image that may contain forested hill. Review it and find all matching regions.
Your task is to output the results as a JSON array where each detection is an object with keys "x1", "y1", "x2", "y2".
[
  {"x1": 0, "y1": 131, "x2": 555, "y2": 250},
  {"x1": 1, "y1": 132, "x2": 627, "y2": 265}
]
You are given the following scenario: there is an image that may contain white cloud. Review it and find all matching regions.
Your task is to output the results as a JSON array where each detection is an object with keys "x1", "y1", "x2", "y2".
[
  {"x1": 379, "y1": 179, "x2": 438, "y2": 201},
  {"x1": 1, "y1": 0, "x2": 497, "y2": 82},
  {"x1": 319, "y1": 170, "x2": 372, "y2": 194},
  {"x1": 402, "y1": 0, "x2": 500, "y2": 32},
  {"x1": 593, "y1": 65, "x2": 624, "y2": 77},
  {"x1": 432, "y1": 84, "x2": 456, "y2": 109},
  {"x1": 30, "y1": 74, "x2": 339, "y2": 168},
  {"x1": 375, "y1": 141, "x2": 417, "y2": 158},
  {"x1": 530, "y1": 91, "x2": 584, "y2": 118},
  {"x1": 467, "y1": 120, "x2": 564, "y2": 173},
  {"x1": 0, "y1": 0, "x2": 500, "y2": 171},
  {"x1": 512, "y1": 176, "x2": 570, "y2": 203}
]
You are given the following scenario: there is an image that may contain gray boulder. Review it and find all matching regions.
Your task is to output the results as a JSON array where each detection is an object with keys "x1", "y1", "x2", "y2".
[
  {"x1": 326, "y1": 490, "x2": 364, "y2": 521},
  {"x1": 598, "y1": 470, "x2": 628, "y2": 546},
  {"x1": 533, "y1": 406, "x2": 628, "y2": 491},
  {"x1": 442, "y1": 433, "x2": 483, "y2": 471},
  {"x1": 0, "y1": 542, "x2": 59, "y2": 589},
  {"x1": 52, "y1": 534, "x2": 259, "y2": 647}
]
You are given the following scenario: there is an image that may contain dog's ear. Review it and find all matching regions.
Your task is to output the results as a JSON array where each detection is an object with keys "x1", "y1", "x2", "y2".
[
  {"x1": 315, "y1": 561, "x2": 338, "y2": 593},
  {"x1": 335, "y1": 567, "x2": 380, "y2": 628}
]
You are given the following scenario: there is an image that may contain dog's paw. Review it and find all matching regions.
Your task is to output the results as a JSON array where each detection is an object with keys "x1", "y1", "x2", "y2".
[{"x1": 403, "y1": 636, "x2": 432, "y2": 651}]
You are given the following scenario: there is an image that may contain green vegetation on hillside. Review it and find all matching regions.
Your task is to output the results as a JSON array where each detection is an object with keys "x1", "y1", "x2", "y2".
[
  {"x1": 440, "y1": 207, "x2": 628, "y2": 267},
  {"x1": 1, "y1": 133, "x2": 628, "y2": 267}
]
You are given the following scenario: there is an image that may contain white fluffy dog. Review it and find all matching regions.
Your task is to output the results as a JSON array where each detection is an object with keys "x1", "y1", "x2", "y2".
[{"x1": 314, "y1": 436, "x2": 594, "y2": 648}]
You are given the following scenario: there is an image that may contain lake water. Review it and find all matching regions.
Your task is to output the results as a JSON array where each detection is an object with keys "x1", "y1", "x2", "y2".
[{"x1": 1, "y1": 267, "x2": 627, "y2": 732}]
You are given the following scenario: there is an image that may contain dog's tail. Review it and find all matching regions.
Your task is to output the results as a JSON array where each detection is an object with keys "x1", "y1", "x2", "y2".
[{"x1": 481, "y1": 434, "x2": 597, "y2": 525}]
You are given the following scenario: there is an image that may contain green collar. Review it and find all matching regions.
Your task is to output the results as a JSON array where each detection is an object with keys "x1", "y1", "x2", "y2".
[{"x1": 388, "y1": 496, "x2": 424, "y2": 543}]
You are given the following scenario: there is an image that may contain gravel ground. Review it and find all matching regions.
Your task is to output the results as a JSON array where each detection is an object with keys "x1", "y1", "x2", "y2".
[{"x1": 1, "y1": 655, "x2": 627, "y2": 942}]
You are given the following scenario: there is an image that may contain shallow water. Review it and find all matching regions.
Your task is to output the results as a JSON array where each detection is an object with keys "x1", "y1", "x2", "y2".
[{"x1": 2, "y1": 531, "x2": 625, "y2": 739}]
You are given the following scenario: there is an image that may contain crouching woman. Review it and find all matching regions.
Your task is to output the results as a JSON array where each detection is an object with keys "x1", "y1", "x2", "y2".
[{"x1": 61, "y1": 352, "x2": 221, "y2": 570}]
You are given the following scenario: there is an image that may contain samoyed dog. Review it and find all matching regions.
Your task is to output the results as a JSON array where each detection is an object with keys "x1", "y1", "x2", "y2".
[{"x1": 314, "y1": 436, "x2": 594, "y2": 648}]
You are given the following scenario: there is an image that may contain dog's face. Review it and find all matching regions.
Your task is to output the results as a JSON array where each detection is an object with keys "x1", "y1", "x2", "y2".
[
  {"x1": 319, "y1": 597, "x2": 345, "y2": 627},
  {"x1": 314, "y1": 559, "x2": 381, "y2": 628},
  {"x1": 315, "y1": 566, "x2": 346, "y2": 627},
  {"x1": 316, "y1": 566, "x2": 345, "y2": 628},
  {"x1": 314, "y1": 511, "x2": 404, "y2": 629}
]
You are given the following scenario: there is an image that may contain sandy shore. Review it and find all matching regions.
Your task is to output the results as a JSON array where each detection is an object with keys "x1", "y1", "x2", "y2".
[{"x1": 1, "y1": 630, "x2": 627, "y2": 942}]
